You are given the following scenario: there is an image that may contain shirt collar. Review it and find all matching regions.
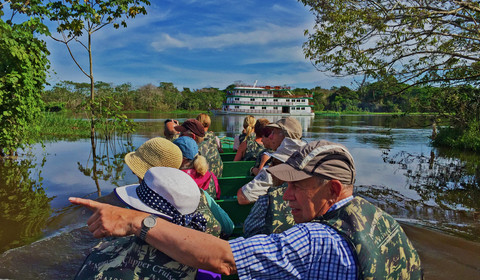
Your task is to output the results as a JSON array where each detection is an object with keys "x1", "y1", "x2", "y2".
[{"x1": 327, "y1": 196, "x2": 354, "y2": 213}]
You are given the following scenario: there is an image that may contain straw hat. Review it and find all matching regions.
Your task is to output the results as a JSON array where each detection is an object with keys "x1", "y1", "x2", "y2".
[{"x1": 124, "y1": 137, "x2": 183, "y2": 179}]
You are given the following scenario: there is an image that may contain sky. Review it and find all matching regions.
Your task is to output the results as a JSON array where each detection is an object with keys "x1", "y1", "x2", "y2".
[{"x1": 43, "y1": 0, "x2": 357, "y2": 90}]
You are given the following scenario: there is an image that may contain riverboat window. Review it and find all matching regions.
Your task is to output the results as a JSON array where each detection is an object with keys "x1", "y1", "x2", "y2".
[
  {"x1": 250, "y1": 98, "x2": 255, "y2": 101},
  {"x1": 262, "y1": 107, "x2": 266, "y2": 110},
  {"x1": 262, "y1": 99, "x2": 266, "y2": 101},
  {"x1": 297, "y1": 99, "x2": 301, "y2": 102},
  {"x1": 234, "y1": 106, "x2": 239, "y2": 109},
  {"x1": 234, "y1": 98, "x2": 239, "y2": 101},
  {"x1": 246, "y1": 91, "x2": 251, "y2": 93},
  {"x1": 240, "y1": 90, "x2": 245, "y2": 93},
  {"x1": 257, "y1": 91, "x2": 262, "y2": 94},
  {"x1": 273, "y1": 107, "x2": 278, "y2": 110},
  {"x1": 273, "y1": 99, "x2": 278, "y2": 102},
  {"x1": 301, "y1": 107, "x2": 305, "y2": 110},
  {"x1": 286, "y1": 99, "x2": 290, "y2": 102},
  {"x1": 250, "y1": 106, "x2": 255, "y2": 109}
]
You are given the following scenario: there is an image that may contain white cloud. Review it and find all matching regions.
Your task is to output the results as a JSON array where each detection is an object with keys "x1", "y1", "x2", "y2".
[{"x1": 150, "y1": 24, "x2": 305, "y2": 51}]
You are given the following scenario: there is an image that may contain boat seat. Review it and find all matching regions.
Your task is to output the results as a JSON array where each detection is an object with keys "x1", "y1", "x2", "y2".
[{"x1": 221, "y1": 161, "x2": 255, "y2": 177}]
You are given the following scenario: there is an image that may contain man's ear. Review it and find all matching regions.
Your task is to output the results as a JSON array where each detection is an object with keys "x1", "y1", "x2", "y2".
[{"x1": 329, "y1": 180, "x2": 342, "y2": 198}]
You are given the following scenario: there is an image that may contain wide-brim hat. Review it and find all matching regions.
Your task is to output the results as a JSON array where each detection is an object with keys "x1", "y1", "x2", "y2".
[
  {"x1": 124, "y1": 137, "x2": 183, "y2": 179},
  {"x1": 266, "y1": 117, "x2": 302, "y2": 139},
  {"x1": 114, "y1": 167, "x2": 201, "y2": 218},
  {"x1": 267, "y1": 140, "x2": 355, "y2": 184},
  {"x1": 265, "y1": 138, "x2": 306, "y2": 163}
]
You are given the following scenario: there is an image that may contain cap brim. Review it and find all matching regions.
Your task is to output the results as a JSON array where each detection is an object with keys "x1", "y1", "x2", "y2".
[
  {"x1": 267, "y1": 163, "x2": 312, "y2": 182},
  {"x1": 114, "y1": 184, "x2": 172, "y2": 220},
  {"x1": 266, "y1": 123, "x2": 281, "y2": 129},
  {"x1": 174, "y1": 125, "x2": 187, "y2": 133}
]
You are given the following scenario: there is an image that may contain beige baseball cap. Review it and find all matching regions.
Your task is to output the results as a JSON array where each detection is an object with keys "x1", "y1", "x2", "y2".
[
  {"x1": 267, "y1": 140, "x2": 356, "y2": 184},
  {"x1": 266, "y1": 117, "x2": 302, "y2": 139}
]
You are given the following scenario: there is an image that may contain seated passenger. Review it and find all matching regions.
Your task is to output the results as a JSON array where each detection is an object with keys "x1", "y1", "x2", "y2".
[
  {"x1": 234, "y1": 118, "x2": 269, "y2": 162},
  {"x1": 174, "y1": 136, "x2": 220, "y2": 199},
  {"x1": 250, "y1": 126, "x2": 274, "y2": 176},
  {"x1": 75, "y1": 167, "x2": 206, "y2": 279},
  {"x1": 98, "y1": 137, "x2": 223, "y2": 238},
  {"x1": 233, "y1": 115, "x2": 256, "y2": 151},
  {"x1": 163, "y1": 118, "x2": 180, "y2": 141},
  {"x1": 174, "y1": 136, "x2": 234, "y2": 238},
  {"x1": 195, "y1": 114, "x2": 224, "y2": 177},
  {"x1": 236, "y1": 117, "x2": 305, "y2": 205}
]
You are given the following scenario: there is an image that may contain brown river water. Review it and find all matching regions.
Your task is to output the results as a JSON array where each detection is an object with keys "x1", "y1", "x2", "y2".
[{"x1": 0, "y1": 113, "x2": 479, "y2": 279}]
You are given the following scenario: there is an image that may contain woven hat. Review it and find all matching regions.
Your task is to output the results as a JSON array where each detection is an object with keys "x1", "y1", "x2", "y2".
[
  {"x1": 124, "y1": 137, "x2": 183, "y2": 179},
  {"x1": 267, "y1": 117, "x2": 302, "y2": 139},
  {"x1": 174, "y1": 119, "x2": 206, "y2": 138},
  {"x1": 265, "y1": 138, "x2": 306, "y2": 163},
  {"x1": 115, "y1": 167, "x2": 201, "y2": 217},
  {"x1": 267, "y1": 140, "x2": 355, "y2": 184},
  {"x1": 173, "y1": 136, "x2": 198, "y2": 160}
]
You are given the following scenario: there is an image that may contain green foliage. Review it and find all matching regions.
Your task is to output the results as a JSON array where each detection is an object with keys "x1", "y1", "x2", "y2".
[
  {"x1": 433, "y1": 123, "x2": 480, "y2": 152},
  {"x1": 0, "y1": 14, "x2": 50, "y2": 156},
  {"x1": 36, "y1": 112, "x2": 91, "y2": 139},
  {"x1": 300, "y1": 0, "x2": 480, "y2": 87}
]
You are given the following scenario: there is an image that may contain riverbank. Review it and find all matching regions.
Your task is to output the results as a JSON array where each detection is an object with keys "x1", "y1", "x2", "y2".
[{"x1": 401, "y1": 223, "x2": 480, "y2": 279}]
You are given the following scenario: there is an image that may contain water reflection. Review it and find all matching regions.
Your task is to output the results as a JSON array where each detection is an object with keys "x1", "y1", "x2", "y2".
[
  {"x1": 0, "y1": 114, "x2": 479, "y2": 278},
  {"x1": 381, "y1": 148, "x2": 480, "y2": 241},
  {"x1": 219, "y1": 115, "x2": 314, "y2": 137},
  {"x1": 77, "y1": 137, "x2": 136, "y2": 196},
  {"x1": 0, "y1": 156, "x2": 53, "y2": 252}
]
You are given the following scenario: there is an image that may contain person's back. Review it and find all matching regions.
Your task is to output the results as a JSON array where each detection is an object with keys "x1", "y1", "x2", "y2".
[
  {"x1": 198, "y1": 130, "x2": 223, "y2": 178},
  {"x1": 75, "y1": 167, "x2": 207, "y2": 280}
]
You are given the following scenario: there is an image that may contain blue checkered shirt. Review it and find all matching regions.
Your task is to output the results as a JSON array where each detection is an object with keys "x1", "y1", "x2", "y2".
[{"x1": 229, "y1": 196, "x2": 357, "y2": 279}]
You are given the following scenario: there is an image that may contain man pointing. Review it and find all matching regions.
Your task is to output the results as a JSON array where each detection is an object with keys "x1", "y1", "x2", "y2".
[{"x1": 71, "y1": 140, "x2": 422, "y2": 279}]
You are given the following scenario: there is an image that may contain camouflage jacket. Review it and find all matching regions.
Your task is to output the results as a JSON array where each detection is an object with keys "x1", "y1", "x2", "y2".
[
  {"x1": 264, "y1": 183, "x2": 295, "y2": 234},
  {"x1": 243, "y1": 183, "x2": 295, "y2": 238},
  {"x1": 198, "y1": 131, "x2": 223, "y2": 178},
  {"x1": 243, "y1": 138, "x2": 264, "y2": 161},
  {"x1": 313, "y1": 197, "x2": 423, "y2": 280},
  {"x1": 253, "y1": 148, "x2": 273, "y2": 169},
  {"x1": 197, "y1": 190, "x2": 222, "y2": 237},
  {"x1": 75, "y1": 235, "x2": 197, "y2": 280}
]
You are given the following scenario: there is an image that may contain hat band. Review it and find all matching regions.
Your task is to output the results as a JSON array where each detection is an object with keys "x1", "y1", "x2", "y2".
[{"x1": 136, "y1": 181, "x2": 207, "y2": 232}]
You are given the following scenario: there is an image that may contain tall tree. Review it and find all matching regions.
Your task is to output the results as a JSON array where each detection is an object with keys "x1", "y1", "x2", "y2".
[
  {"x1": 44, "y1": 0, "x2": 150, "y2": 166},
  {"x1": 300, "y1": 0, "x2": 480, "y2": 89},
  {"x1": 0, "y1": 3, "x2": 50, "y2": 156},
  {"x1": 46, "y1": 0, "x2": 150, "y2": 104}
]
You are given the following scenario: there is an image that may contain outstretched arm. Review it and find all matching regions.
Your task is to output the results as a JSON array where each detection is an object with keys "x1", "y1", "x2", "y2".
[{"x1": 69, "y1": 197, "x2": 237, "y2": 275}]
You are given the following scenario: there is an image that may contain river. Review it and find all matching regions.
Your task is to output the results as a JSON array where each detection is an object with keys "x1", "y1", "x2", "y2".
[{"x1": 0, "y1": 113, "x2": 479, "y2": 279}]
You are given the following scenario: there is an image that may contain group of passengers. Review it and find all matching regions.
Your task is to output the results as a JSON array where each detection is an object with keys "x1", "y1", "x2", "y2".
[{"x1": 71, "y1": 114, "x2": 423, "y2": 279}]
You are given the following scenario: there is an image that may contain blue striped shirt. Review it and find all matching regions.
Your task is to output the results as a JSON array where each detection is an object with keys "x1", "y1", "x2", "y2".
[{"x1": 229, "y1": 196, "x2": 357, "y2": 279}]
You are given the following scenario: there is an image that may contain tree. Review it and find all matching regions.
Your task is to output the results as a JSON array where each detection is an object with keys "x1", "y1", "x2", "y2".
[
  {"x1": 0, "y1": 5, "x2": 50, "y2": 156},
  {"x1": 300, "y1": 0, "x2": 480, "y2": 89},
  {"x1": 46, "y1": 0, "x2": 150, "y2": 104}
]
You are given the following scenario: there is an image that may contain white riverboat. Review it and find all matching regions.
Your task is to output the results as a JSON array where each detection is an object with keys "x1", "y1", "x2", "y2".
[{"x1": 213, "y1": 84, "x2": 315, "y2": 116}]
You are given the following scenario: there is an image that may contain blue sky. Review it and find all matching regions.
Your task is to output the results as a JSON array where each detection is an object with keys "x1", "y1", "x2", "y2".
[{"x1": 44, "y1": 0, "x2": 356, "y2": 90}]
